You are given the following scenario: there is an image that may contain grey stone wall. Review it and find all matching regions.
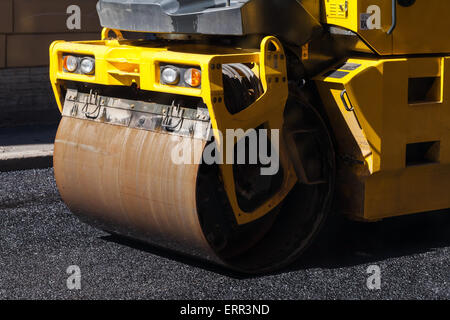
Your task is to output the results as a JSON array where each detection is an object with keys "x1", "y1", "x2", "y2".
[{"x1": 0, "y1": 67, "x2": 60, "y2": 127}]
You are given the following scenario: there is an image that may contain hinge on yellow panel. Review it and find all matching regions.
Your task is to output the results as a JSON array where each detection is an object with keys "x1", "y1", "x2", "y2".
[{"x1": 326, "y1": 0, "x2": 348, "y2": 19}]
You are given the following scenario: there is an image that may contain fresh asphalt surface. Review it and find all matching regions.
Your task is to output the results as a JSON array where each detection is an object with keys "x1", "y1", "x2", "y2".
[{"x1": 0, "y1": 168, "x2": 448, "y2": 299}]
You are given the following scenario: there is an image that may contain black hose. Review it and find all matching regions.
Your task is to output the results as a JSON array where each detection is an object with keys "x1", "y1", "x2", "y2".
[{"x1": 222, "y1": 63, "x2": 263, "y2": 115}]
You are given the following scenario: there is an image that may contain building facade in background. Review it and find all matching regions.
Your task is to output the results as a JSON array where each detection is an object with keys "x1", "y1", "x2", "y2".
[
  {"x1": 0, "y1": 0, "x2": 100, "y2": 68},
  {"x1": 0, "y1": 0, "x2": 101, "y2": 126}
]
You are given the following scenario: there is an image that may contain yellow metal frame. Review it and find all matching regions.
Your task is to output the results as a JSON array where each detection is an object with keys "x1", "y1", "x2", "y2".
[
  {"x1": 323, "y1": 0, "x2": 393, "y2": 55},
  {"x1": 323, "y1": 0, "x2": 450, "y2": 55},
  {"x1": 315, "y1": 56, "x2": 450, "y2": 220},
  {"x1": 50, "y1": 35, "x2": 297, "y2": 225}
]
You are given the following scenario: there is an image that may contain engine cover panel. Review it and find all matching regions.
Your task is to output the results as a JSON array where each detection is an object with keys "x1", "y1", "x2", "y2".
[{"x1": 97, "y1": 0, "x2": 322, "y2": 45}]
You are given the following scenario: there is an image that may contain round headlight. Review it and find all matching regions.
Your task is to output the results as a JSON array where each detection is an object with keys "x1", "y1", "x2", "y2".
[
  {"x1": 64, "y1": 56, "x2": 78, "y2": 73},
  {"x1": 80, "y1": 58, "x2": 95, "y2": 75},
  {"x1": 161, "y1": 66, "x2": 180, "y2": 85},
  {"x1": 184, "y1": 68, "x2": 201, "y2": 87}
]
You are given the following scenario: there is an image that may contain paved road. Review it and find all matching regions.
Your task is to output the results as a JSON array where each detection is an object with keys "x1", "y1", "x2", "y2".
[{"x1": 0, "y1": 168, "x2": 448, "y2": 300}]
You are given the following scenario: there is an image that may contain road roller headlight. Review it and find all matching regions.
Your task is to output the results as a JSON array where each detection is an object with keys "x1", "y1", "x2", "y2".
[
  {"x1": 63, "y1": 55, "x2": 78, "y2": 73},
  {"x1": 80, "y1": 57, "x2": 95, "y2": 75},
  {"x1": 184, "y1": 68, "x2": 202, "y2": 87},
  {"x1": 161, "y1": 66, "x2": 180, "y2": 85},
  {"x1": 62, "y1": 54, "x2": 95, "y2": 75}
]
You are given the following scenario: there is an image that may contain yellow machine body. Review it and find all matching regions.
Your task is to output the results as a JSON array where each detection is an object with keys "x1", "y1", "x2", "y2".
[
  {"x1": 323, "y1": 0, "x2": 450, "y2": 55},
  {"x1": 315, "y1": 57, "x2": 450, "y2": 220}
]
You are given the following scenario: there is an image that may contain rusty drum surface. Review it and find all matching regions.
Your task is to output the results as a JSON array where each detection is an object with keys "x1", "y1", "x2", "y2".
[{"x1": 54, "y1": 116, "x2": 218, "y2": 261}]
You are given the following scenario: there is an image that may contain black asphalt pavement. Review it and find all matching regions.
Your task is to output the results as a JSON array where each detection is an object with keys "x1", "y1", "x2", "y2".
[{"x1": 0, "y1": 168, "x2": 449, "y2": 299}]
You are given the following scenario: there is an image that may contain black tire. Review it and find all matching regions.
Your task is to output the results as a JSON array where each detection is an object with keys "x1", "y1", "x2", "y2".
[{"x1": 196, "y1": 91, "x2": 336, "y2": 274}]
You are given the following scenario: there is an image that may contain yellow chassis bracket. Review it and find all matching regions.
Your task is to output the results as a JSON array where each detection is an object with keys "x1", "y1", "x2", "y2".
[
  {"x1": 50, "y1": 36, "x2": 297, "y2": 225},
  {"x1": 315, "y1": 56, "x2": 450, "y2": 221}
]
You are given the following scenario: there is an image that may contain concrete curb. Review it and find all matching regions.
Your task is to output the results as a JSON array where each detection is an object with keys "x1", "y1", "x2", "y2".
[
  {"x1": 0, "y1": 154, "x2": 53, "y2": 172},
  {"x1": 0, "y1": 124, "x2": 57, "y2": 172},
  {"x1": 0, "y1": 147, "x2": 53, "y2": 171}
]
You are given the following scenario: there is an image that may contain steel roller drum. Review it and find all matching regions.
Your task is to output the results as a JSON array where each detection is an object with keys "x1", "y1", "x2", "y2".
[
  {"x1": 54, "y1": 116, "x2": 221, "y2": 262},
  {"x1": 55, "y1": 116, "x2": 285, "y2": 272},
  {"x1": 53, "y1": 88, "x2": 334, "y2": 273}
]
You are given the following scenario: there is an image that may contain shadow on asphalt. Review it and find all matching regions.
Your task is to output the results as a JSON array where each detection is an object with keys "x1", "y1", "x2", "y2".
[
  {"x1": 101, "y1": 209, "x2": 450, "y2": 279},
  {"x1": 101, "y1": 234, "x2": 245, "y2": 278},
  {"x1": 290, "y1": 209, "x2": 450, "y2": 272}
]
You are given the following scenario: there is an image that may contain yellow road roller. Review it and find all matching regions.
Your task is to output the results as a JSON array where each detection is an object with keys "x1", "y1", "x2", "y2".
[{"x1": 49, "y1": 0, "x2": 450, "y2": 273}]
